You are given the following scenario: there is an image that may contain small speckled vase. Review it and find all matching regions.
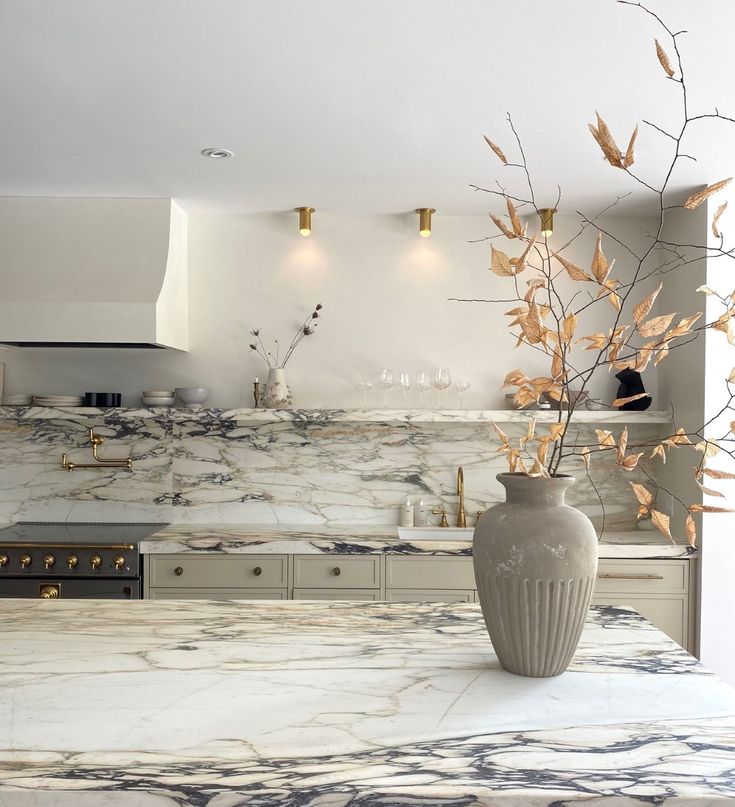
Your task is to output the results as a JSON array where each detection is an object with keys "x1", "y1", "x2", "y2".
[{"x1": 474, "y1": 473, "x2": 598, "y2": 678}]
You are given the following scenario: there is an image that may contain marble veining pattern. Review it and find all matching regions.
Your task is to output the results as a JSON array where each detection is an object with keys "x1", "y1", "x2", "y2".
[{"x1": 0, "y1": 601, "x2": 733, "y2": 806}]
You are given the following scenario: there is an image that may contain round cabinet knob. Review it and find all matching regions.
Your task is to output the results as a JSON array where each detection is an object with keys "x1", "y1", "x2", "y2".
[
  {"x1": 174, "y1": 566, "x2": 183, "y2": 576},
  {"x1": 90, "y1": 555, "x2": 102, "y2": 571},
  {"x1": 113, "y1": 556, "x2": 126, "y2": 571},
  {"x1": 43, "y1": 554, "x2": 55, "y2": 570},
  {"x1": 40, "y1": 585, "x2": 60, "y2": 599},
  {"x1": 332, "y1": 567, "x2": 341, "y2": 577},
  {"x1": 20, "y1": 554, "x2": 32, "y2": 569},
  {"x1": 253, "y1": 566, "x2": 263, "y2": 577},
  {"x1": 66, "y1": 554, "x2": 79, "y2": 570},
  {"x1": 0, "y1": 554, "x2": 8, "y2": 567}
]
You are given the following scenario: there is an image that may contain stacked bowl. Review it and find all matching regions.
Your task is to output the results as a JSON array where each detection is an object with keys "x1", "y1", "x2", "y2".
[{"x1": 142, "y1": 390, "x2": 175, "y2": 407}]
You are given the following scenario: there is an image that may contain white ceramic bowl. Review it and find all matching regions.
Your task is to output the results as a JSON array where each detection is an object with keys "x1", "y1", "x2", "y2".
[
  {"x1": 142, "y1": 396, "x2": 175, "y2": 406},
  {"x1": 175, "y1": 387, "x2": 211, "y2": 407},
  {"x1": 143, "y1": 389, "x2": 174, "y2": 397}
]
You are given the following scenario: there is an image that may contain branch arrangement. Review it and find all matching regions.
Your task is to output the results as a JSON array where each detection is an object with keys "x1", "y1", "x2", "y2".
[
  {"x1": 249, "y1": 304, "x2": 323, "y2": 369},
  {"x1": 462, "y1": 1, "x2": 735, "y2": 547}
]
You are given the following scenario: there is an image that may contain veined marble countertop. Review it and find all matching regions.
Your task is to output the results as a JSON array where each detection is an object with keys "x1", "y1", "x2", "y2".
[
  {"x1": 140, "y1": 523, "x2": 696, "y2": 559},
  {"x1": 1, "y1": 600, "x2": 733, "y2": 806}
]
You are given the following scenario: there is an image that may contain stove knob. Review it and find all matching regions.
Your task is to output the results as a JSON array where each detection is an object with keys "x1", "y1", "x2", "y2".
[
  {"x1": 0, "y1": 554, "x2": 8, "y2": 567},
  {"x1": 113, "y1": 556, "x2": 126, "y2": 571},
  {"x1": 43, "y1": 554, "x2": 56, "y2": 569},
  {"x1": 40, "y1": 584, "x2": 60, "y2": 599},
  {"x1": 20, "y1": 554, "x2": 32, "y2": 569},
  {"x1": 90, "y1": 555, "x2": 102, "y2": 571},
  {"x1": 66, "y1": 555, "x2": 79, "y2": 570}
]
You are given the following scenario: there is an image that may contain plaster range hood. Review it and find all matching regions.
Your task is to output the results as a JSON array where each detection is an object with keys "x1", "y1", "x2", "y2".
[{"x1": 0, "y1": 197, "x2": 188, "y2": 349}]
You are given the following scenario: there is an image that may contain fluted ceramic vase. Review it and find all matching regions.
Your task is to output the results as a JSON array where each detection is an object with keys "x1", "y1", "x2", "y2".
[{"x1": 474, "y1": 473, "x2": 598, "y2": 677}]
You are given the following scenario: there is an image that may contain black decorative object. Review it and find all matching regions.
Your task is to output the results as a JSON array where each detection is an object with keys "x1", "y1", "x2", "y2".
[
  {"x1": 83, "y1": 392, "x2": 122, "y2": 407},
  {"x1": 614, "y1": 370, "x2": 652, "y2": 410}
]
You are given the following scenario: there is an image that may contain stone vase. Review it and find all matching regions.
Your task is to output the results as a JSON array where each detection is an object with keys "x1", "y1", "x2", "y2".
[
  {"x1": 262, "y1": 368, "x2": 292, "y2": 409},
  {"x1": 473, "y1": 473, "x2": 598, "y2": 678}
]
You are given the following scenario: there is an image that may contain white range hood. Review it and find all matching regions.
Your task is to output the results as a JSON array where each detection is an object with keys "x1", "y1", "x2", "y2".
[{"x1": 0, "y1": 197, "x2": 188, "y2": 349}]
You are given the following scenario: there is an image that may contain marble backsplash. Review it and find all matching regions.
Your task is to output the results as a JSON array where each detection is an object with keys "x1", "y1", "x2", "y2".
[{"x1": 0, "y1": 409, "x2": 663, "y2": 530}]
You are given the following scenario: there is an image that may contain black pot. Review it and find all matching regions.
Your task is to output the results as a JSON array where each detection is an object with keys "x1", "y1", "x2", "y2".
[{"x1": 83, "y1": 392, "x2": 122, "y2": 407}]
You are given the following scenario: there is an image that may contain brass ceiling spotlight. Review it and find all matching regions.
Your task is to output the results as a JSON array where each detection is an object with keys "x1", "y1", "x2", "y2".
[
  {"x1": 295, "y1": 207, "x2": 315, "y2": 237},
  {"x1": 415, "y1": 208, "x2": 435, "y2": 238},
  {"x1": 539, "y1": 208, "x2": 554, "y2": 238}
]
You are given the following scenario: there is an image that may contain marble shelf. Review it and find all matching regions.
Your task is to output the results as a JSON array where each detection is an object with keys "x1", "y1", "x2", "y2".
[
  {"x1": 0, "y1": 405, "x2": 673, "y2": 425},
  {"x1": 1, "y1": 599, "x2": 733, "y2": 806}
]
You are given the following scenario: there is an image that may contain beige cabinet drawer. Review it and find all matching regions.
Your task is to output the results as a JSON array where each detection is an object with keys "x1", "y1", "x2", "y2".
[
  {"x1": 388, "y1": 588, "x2": 474, "y2": 603},
  {"x1": 596, "y1": 560, "x2": 687, "y2": 594},
  {"x1": 293, "y1": 555, "x2": 380, "y2": 589},
  {"x1": 148, "y1": 587, "x2": 288, "y2": 600},
  {"x1": 148, "y1": 554, "x2": 288, "y2": 588},
  {"x1": 592, "y1": 594, "x2": 687, "y2": 648},
  {"x1": 386, "y1": 556, "x2": 475, "y2": 590},
  {"x1": 292, "y1": 589, "x2": 381, "y2": 601}
]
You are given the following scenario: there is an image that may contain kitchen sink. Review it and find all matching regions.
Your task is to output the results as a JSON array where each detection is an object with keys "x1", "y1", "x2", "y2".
[{"x1": 398, "y1": 527, "x2": 474, "y2": 541}]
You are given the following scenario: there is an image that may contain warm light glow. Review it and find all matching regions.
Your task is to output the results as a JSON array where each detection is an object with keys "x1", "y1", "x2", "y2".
[
  {"x1": 415, "y1": 208, "x2": 435, "y2": 238},
  {"x1": 539, "y1": 208, "x2": 554, "y2": 238},
  {"x1": 295, "y1": 207, "x2": 314, "y2": 237}
]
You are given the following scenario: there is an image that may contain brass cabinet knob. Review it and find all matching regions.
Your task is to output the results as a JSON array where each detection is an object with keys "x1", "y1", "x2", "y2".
[
  {"x1": 90, "y1": 555, "x2": 102, "y2": 571},
  {"x1": 253, "y1": 566, "x2": 263, "y2": 576},
  {"x1": 174, "y1": 566, "x2": 183, "y2": 576},
  {"x1": 113, "y1": 556, "x2": 126, "y2": 571},
  {"x1": 332, "y1": 567, "x2": 341, "y2": 577},
  {"x1": 66, "y1": 554, "x2": 79, "y2": 570},
  {"x1": 40, "y1": 584, "x2": 60, "y2": 599},
  {"x1": 0, "y1": 554, "x2": 8, "y2": 567},
  {"x1": 20, "y1": 554, "x2": 32, "y2": 569},
  {"x1": 43, "y1": 554, "x2": 55, "y2": 569}
]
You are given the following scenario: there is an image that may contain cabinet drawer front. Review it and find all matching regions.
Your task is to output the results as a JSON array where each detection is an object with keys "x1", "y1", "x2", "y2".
[
  {"x1": 293, "y1": 555, "x2": 380, "y2": 589},
  {"x1": 148, "y1": 555, "x2": 288, "y2": 588},
  {"x1": 386, "y1": 556, "x2": 475, "y2": 590},
  {"x1": 388, "y1": 588, "x2": 474, "y2": 603},
  {"x1": 148, "y1": 587, "x2": 288, "y2": 600},
  {"x1": 596, "y1": 560, "x2": 687, "y2": 594},
  {"x1": 293, "y1": 589, "x2": 380, "y2": 601},
  {"x1": 592, "y1": 594, "x2": 687, "y2": 647}
]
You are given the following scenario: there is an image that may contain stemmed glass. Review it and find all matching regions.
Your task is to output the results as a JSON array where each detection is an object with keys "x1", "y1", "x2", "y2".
[
  {"x1": 433, "y1": 367, "x2": 452, "y2": 408},
  {"x1": 454, "y1": 379, "x2": 470, "y2": 408},
  {"x1": 417, "y1": 371, "x2": 432, "y2": 408},
  {"x1": 398, "y1": 370, "x2": 411, "y2": 407},
  {"x1": 358, "y1": 381, "x2": 373, "y2": 408},
  {"x1": 378, "y1": 369, "x2": 395, "y2": 408}
]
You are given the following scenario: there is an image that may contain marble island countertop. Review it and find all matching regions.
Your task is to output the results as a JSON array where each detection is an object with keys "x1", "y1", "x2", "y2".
[
  {"x1": 140, "y1": 523, "x2": 696, "y2": 559},
  {"x1": 1, "y1": 599, "x2": 733, "y2": 806}
]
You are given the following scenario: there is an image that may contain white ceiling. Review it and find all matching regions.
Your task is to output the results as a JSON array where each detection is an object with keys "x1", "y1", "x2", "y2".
[{"x1": 1, "y1": 0, "x2": 734, "y2": 216}]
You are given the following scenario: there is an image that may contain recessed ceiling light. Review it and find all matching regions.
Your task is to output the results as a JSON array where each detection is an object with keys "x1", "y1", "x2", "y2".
[{"x1": 201, "y1": 148, "x2": 234, "y2": 159}]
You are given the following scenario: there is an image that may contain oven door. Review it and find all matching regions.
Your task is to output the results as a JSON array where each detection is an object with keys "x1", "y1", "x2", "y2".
[{"x1": 0, "y1": 578, "x2": 140, "y2": 599}]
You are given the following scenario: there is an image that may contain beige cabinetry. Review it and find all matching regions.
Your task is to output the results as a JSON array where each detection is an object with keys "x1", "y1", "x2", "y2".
[{"x1": 144, "y1": 551, "x2": 694, "y2": 652}]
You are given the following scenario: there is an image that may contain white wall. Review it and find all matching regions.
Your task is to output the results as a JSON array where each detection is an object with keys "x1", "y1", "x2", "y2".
[{"x1": 1, "y1": 211, "x2": 660, "y2": 409}]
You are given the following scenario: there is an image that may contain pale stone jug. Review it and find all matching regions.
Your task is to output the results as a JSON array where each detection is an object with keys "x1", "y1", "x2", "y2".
[{"x1": 474, "y1": 473, "x2": 598, "y2": 677}]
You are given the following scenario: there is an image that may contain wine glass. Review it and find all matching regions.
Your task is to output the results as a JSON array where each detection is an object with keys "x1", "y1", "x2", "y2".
[
  {"x1": 378, "y1": 369, "x2": 395, "y2": 408},
  {"x1": 433, "y1": 367, "x2": 452, "y2": 408},
  {"x1": 398, "y1": 370, "x2": 411, "y2": 407},
  {"x1": 358, "y1": 381, "x2": 373, "y2": 408},
  {"x1": 417, "y1": 371, "x2": 432, "y2": 408},
  {"x1": 454, "y1": 379, "x2": 470, "y2": 408}
]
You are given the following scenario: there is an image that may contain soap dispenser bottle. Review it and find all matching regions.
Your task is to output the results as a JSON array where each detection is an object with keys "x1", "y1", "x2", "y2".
[
  {"x1": 400, "y1": 497, "x2": 414, "y2": 527},
  {"x1": 414, "y1": 498, "x2": 429, "y2": 527}
]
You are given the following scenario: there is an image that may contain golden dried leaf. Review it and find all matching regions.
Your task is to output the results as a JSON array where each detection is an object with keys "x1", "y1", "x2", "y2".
[
  {"x1": 623, "y1": 124, "x2": 638, "y2": 169},
  {"x1": 551, "y1": 349, "x2": 564, "y2": 381},
  {"x1": 667, "y1": 312, "x2": 703, "y2": 339},
  {"x1": 591, "y1": 233, "x2": 610, "y2": 284},
  {"x1": 589, "y1": 112, "x2": 623, "y2": 168},
  {"x1": 491, "y1": 422, "x2": 510, "y2": 447},
  {"x1": 549, "y1": 423, "x2": 566, "y2": 441},
  {"x1": 654, "y1": 343, "x2": 670, "y2": 365},
  {"x1": 662, "y1": 428, "x2": 692, "y2": 446},
  {"x1": 483, "y1": 135, "x2": 508, "y2": 165},
  {"x1": 527, "y1": 459, "x2": 546, "y2": 478},
  {"x1": 506, "y1": 198, "x2": 523, "y2": 237},
  {"x1": 629, "y1": 482, "x2": 654, "y2": 509},
  {"x1": 514, "y1": 387, "x2": 537, "y2": 408},
  {"x1": 654, "y1": 39, "x2": 675, "y2": 77},
  {"x1": 689, "y1": 504, "x2": 735, "y2": 513},
  {"x1": 633, "y1": 282, "x2": 663, "y2": 324},
  {"x1": 702, "y1": 467, "x2": 735, "y2": 480},
  {"x1": 651, "y1": 444, "x2": 667, "y2": 463},
  {"x1": 490, "y1": 246, "x2": 515, "y2": 276},
  {"x1": 581, "y1": 446, "x2": 591, "y2": 470},
  {"x1": 651, "y1": 509, "x2": 672, "y2": 540},
  {"x1": 537, "y1": 441, "x2": 549, "y2": 466},
  {"x1": 617, "y1": 426, "x2": 628, "y2": 457},
  {"x1": 508, "y1": 449, "x2": 519, "y2": 474},
  {"x1": 581, "y1": 333, "x2": 608, "y2": 350},
  {"x1": 712, "y1": 201, "x2": 728, "y2": 238},
  {"x1": 613, "y1": 393, "x2": 650, "y2": 408},
  {"x1": 516, "y1": 455, "x2": 528, "y2": 475},
  {"x1": 728, "y1": 368, "x2": 735, "y2": 384},
  {"x1": 683, "y1": 178, "x2": 733, "y2": 210},
  {"x1": 526, "y1": 418, "x2": 537, "y2": 443},
  {"x1": 685, "y1": 514, "x2": 697, "y2": 547},
  {"x1": 490, "y1": 214, "x2": 516, "y2": 240},
  {"x1": 513, "y1": 235, "x2": 537, "y2": 273},
  {"x1": 553, "y1": 252, "x2": 593, "y2": 282},
  {"x1": 638, "y1": 312, "x2": 677, "y2": 338},
  {"x1": 697, "y1": 285, "x2": 716, "y2": 296},
  {"x1": 522, "y1": 301, "x2": 544, "y2": 344},
  {"x1": 696, "y1": 480, "x2": 725, "y2": 498},
  {"x1": 619, "y1": 452, "x2": 644, "y2": 471},
  {"x1": 696, "y1": 441, "x2": 721, "y2": 458},
  {"x1": 502, "y1": 368, "x2": 527, "y2": 388},
  {"x1": 561, "y1": 313, "x2": 577, "y2": 343},
  {"x1": 596, "y1": 429, "x2": 615, "y2": 448}
]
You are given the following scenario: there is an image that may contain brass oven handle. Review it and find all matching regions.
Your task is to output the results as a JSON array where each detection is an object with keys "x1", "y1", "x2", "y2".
[
  {"x1": 174, "y1": 566, "x2": 183, "y2": 576},
  {"x1": 598, "y1": 572, "x2": 664, "y2": 580},
  {"x1": 253, "y1": 566, "x2": 263, "y2": 576},
  {"x1": 332, "y1": 567, "x2": 341, "y2": 577}
]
